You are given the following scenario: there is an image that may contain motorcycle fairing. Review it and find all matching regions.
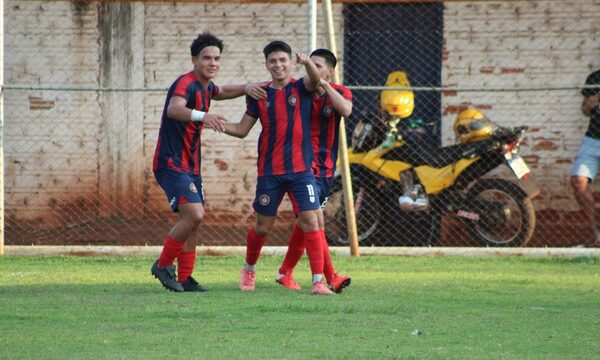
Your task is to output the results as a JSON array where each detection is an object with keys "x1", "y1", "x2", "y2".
[
  {"x1": 346, "y1": 147, "x2": 367, "y2": 165},
  {"x1": 414, "y1": 158, "x2": 478, "y2": 195}
]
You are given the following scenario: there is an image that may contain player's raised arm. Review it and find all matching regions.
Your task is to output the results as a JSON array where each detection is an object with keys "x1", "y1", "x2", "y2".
[{"x1": 297, "y1": 52, "x2": 320, "y2": 92}]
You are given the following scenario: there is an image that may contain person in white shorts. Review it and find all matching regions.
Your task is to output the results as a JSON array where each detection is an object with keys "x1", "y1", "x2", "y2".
[{"x1": 571, "y1": 69, "x2": 600, "y2": 247}]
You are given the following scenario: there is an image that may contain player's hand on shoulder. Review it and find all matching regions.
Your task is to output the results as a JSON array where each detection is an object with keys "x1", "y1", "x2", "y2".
[
  {"x1": 202, "y1": 113, "x2": 227, "y2": 132},
  {"x1": 245, "y1": 82, "x2": 268, "y2": 100}
]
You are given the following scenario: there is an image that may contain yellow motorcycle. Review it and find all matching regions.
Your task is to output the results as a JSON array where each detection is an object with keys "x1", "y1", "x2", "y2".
[{"x1": 324, "y1": 72, "x2": 538, "y2": 247}]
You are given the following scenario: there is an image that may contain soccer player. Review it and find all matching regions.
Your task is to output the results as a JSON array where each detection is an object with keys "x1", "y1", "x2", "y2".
[
  {"x1": 222, "y1": 40, "x2": 334, "y2": 295},
  {"x1": 151, "y1": 32, "x2": 266, "y2": 292},
  {"x1": 276, "y1": 49, "x2": 353, "y2": 293}
]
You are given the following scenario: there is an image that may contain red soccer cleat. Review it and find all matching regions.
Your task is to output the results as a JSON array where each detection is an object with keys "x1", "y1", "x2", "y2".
[
  {"x1": 311, "y1": 281, "x2": 335, "y2": 295},
  {"x1": 240, "y1": 268, "x2": 256, "y2": 291},
  {"x1": 276, "y1": 272, "x2": 302, "y2": 290},
  {"x1": 329, "y1": 273, "x2": 351, "y2": 293}
]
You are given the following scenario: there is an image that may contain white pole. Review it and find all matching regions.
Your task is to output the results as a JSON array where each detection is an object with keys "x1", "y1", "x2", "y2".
[
  {"x1": 322, "y1": 0, "x2": 338, "y2": 83},
  {"x1": 307, "y1": 0, "x2": 317, "y2": 53},
  {"x1": 0, "y1": 0, "x2": 5, "y2": 256},
  {"x1": 322, "y1": 0, "x2": 359, "y2": 256}
]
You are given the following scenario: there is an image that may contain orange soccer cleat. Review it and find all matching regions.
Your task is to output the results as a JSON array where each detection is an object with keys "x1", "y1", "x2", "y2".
[
  {"x1": 329, "y1": 274, "x2": 351, "y2": 294},
  {"x1": 240, "y1": 268, "x2": 256, "y2": 291},
  {"x1": 311, "y1": 281, "x2": 335, "y2": 295},
  {"x1": 276, "y1": 272, "x2": 302, "y2": 291}
]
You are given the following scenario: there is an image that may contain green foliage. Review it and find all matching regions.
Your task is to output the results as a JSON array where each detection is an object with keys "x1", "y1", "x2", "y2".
[{"x1": 1, "y1": 255, "x2": 599, "y2": 359}]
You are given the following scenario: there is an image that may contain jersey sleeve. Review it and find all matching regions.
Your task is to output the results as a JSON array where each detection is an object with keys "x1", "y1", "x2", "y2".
[
  {"x1": 338, "y1": 85, "x2": 353, "y2": 102},
  {"x1": 173, "y1": 76, "x2": 192, "y2": 99},
  {"x1": 211, "y1": 82, "x2": 220, "y2": 97},
  {"x1": 245, "y1": 95, "x2": 259, "y2": 118}
]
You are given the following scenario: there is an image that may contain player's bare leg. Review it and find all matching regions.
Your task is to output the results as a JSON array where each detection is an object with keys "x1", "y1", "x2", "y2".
[{"x1": 571, "y1": 176, "x2": 600, "y2": 245}]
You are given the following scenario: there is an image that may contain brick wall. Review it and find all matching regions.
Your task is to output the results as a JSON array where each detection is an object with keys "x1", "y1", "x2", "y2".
[
  {"x1": 443, "y1": 0, "x2": 600, "y2": 213},
  {"x1": 3, "y1": 0, "x2": 599, "y2": 241},
  {"x1": 3, "y1": 0, "x2": 344, "y2": 226}
]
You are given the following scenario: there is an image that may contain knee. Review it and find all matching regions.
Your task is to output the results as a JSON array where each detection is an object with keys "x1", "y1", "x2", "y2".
[
  {"x1": 298, "y1": 211, "x2": 319, "y2": 232},
  {"x1": 253, "y1": 213, "x2": 276, "y2": 237},
  {"x1": 571, "y1": 176, "x2": 588, "y2": 194},
  {"x1": 254, "y1": 224, "x2": 271, "y2": 237},
  {"x1": 185, "y1": 207, "x2": 205, "y2": 227}
]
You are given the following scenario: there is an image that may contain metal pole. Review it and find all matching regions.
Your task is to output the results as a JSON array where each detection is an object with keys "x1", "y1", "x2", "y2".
[
  {"x1": 307, "y1": 0, "x2": 317, "y2": 53},
  {"x1": 322, "y1": 0, "x2": 359, "y2": 256},
  {"x1": 322, "y1": 0, "x2": 338, "y2": 83},
  {"x1": 0, "y1": 0, "x2": 5, "y2": 256}
]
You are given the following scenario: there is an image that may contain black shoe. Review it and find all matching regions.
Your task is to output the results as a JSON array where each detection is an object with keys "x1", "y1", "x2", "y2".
[
  {"x1": 181, "y1": 276, "x2": 208, "y2": 292},
  {"x1": 151, "y1": 260, "x2": 184, "y2": 292}
]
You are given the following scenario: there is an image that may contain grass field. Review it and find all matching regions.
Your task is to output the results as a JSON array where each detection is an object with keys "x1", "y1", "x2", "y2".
[{"x1": 1, "y1": 254, "x2": 599, "y2": 359}]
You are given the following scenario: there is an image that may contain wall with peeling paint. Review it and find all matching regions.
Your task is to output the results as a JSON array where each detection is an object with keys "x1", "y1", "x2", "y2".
[
  {"x1": 2, "y1": 0, "x2": 600, "y2": 245},
  {"x1": 442, "y1": 0, "x2": 600, "y2": 216}
]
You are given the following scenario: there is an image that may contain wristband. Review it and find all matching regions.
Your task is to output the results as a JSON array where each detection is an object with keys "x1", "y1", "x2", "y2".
[{"x1": 191, "y1": 110, "x2": 206, "y2": 122}]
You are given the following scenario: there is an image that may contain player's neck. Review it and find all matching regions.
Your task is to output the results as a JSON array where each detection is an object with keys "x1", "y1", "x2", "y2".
[
  {"x1": 270, "y1": 76, "x2": 292, "y2": 89},
  {"x1": 192, "y1": 70, "x2": 212, "y2": 88}
]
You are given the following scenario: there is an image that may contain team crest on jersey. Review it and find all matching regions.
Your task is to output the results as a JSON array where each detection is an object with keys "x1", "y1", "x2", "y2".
[
  {"x1": 287, "y1": 95, "x2": 297, "y2": 106},
  {"x1": 266, "y1": 101, "x2": 271, "y2": 108},
  {"x1": 189, "y1": 183, "x2": 198, "y2": 193},
  {"x1": 322, "y1": 105, "x2": 333, "y2": 116},
  {"x1": 258, "y1": 194, "x2": 271, "y2": 206}
]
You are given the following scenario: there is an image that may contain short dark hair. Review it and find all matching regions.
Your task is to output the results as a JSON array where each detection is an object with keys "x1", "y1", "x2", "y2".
[
  {"x1": 190, "y1": 32, "x2": 223, "y2": 57},
  {"x1": 310, "y1": 48, "x2": 337, "y2": 68},
  {"x1": 263, "y1": 40, "x2": 292, "y2": 60}
]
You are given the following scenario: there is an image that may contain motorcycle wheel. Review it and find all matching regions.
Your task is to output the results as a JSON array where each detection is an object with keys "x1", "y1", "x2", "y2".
[
  {"x1": 323, "y1": 179, "x2": 381, "y2": 246},
  {"x1": 465, "y1": 178, "x2": 536, "y2": 247}
]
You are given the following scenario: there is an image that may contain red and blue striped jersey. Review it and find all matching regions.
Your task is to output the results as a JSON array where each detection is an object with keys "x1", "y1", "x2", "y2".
[
  {"x1": 311, "y1": 83, "x2": 353, "y2": 178},
  {"x1": 245, "y1": 78, "x2": 314, "y2": 176},
  {"x1": 153, "y1": 72, "x2": 219, "y2": 175}
]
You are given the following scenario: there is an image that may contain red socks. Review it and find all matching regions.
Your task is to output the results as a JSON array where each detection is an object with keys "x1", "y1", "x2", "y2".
[
  {"x1": 321, "y1": 229, "x2": 335, "y2": 283},
  {"x1": 245, "y1": 227, "x2": 267, "y2": 266},
  {"x1": 279, "y1": 224, "x2": 306, "y2": 274},
  {"x1": 158, "y1": 236, "x2": 185, "y2": 267},
  {"x1": 304, "y1": 230, "x2": 324, "y2": 275},
  {"x1": 177, "y1": 250, "x2": 196, "y2": 282}
]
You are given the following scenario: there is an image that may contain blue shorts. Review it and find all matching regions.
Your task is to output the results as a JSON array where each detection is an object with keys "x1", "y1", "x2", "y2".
[
  {"x1": 290, "y1": 176, "x2": 334, "y2": 215},
  {"x1": 253, "y1": 170, "x2": 320, "y2": 216},
  {"x1": 571, "y1": 135, "x2": 600, "y2": 182},
  {"x1": 154, "y1": 168, "x2": 204, "y2": 212}
]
